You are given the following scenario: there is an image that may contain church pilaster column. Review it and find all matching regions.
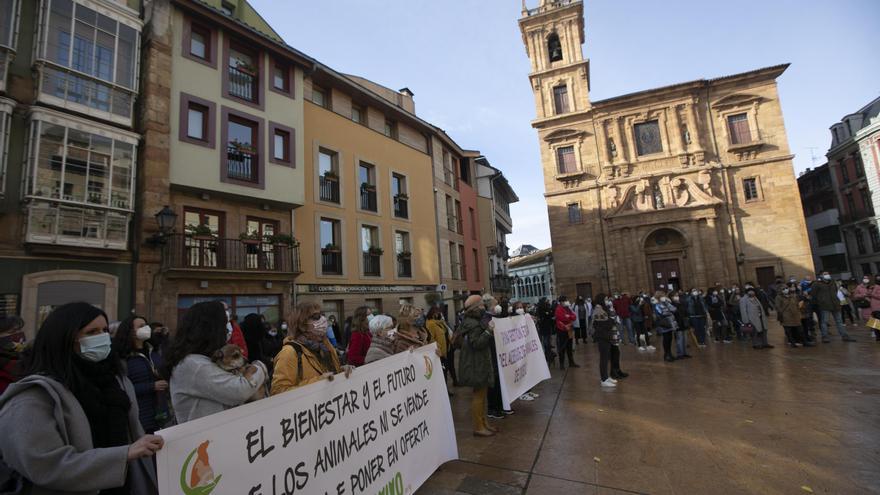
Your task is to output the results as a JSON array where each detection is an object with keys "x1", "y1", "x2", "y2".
[
  {"x1": 623, "y1": 117, "x2": 637, "y2": 164},
  {"x1": 670, "y1": 106, "x2": 684, "y2": 156},
  {"x1": 705, "y1": 216, "x2": 731, "y2": 284},
  {"x1": 686, "y1": 102, "x2": 704, "y2": 154},
  {"x1": 690, "y1": 219, "x2": 707, "y2": 289}
]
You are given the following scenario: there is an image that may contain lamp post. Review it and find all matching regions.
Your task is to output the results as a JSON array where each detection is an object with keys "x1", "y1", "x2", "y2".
[{"x1": 147, "y1": 205, "x2": 178, "y2": 245}]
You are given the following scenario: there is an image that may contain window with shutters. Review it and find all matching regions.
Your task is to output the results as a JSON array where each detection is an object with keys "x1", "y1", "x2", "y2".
[
  {"x1": 855, "y1": 229, "x2": 866, "y2": 255},
  {"x1": 567, "y1": 203, "x2": 582, "y2": 224},
  {"x1": 555, "y1": 146, "x2": 577, "y2": 174},
  {"x1": 553, "y1": 85, "x2": 569, "y2": 115},
  {"x1": 727, "y1": 113, "x2": 752, "y2": 145}
]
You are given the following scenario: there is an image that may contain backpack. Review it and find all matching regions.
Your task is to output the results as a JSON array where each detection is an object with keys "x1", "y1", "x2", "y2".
[{"x1": 284, "y1": 341, "x2": 306, "y2": 386}]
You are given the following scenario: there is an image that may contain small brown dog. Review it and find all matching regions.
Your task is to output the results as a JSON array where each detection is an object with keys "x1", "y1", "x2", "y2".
[{"x1": 212, "y1": 344, "x2": 267, "y2": 402}]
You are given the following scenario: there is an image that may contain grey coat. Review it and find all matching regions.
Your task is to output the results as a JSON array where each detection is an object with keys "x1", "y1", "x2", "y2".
[
  {"x1": 739, "y1": 296, "x2": 767, "y2": 333},
  {"x1": 0, "y1": 374, "x2": 158, "y2": 495},
  {"x1": 170, "y1": 354, "x2": 265, "y2": 424}
]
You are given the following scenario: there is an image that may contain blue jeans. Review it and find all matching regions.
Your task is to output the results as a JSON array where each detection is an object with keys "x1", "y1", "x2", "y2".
[
  {"x1": 675, "y1": 330, "x2": 687, "y2": 356},
  {"x1": 622, "y1": 317, "x2": 635, "y2": 344},
  {"x1": 819, "y1": 310, "x2": 850, "y2": 339},
  {"x1": 689, "y1": 316, "x2": 707, "y2": 344}
]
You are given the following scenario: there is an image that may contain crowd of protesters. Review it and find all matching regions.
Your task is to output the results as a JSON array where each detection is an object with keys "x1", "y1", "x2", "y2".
[{"x1": 0, "y1": 269, "x2": 878, "y2": 492}]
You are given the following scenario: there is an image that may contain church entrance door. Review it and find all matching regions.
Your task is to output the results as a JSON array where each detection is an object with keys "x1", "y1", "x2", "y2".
[{"x1": 651, "y1": 259, "x2": 682, "y2": 292}]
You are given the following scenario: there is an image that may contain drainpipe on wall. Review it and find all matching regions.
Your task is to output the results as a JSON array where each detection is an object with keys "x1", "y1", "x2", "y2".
[{"x1": 590, "y1": 119, "x2": 612, "y2": 293}]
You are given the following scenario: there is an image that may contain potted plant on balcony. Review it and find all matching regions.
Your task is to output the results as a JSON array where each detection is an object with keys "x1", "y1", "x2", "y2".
[
  {"x1": 395, "y1": 192, "x2": 409, "y2": 200},
  {"x1": 229, "y1": 139, "x2": 257, "y2": 155},
  {"x1": 323, "y1": 170, "x2": 338, "y2": 181},
  {"x1": 396, "y1": 250, "x2": 412, "y2": 260},
  {"x1": 321, "y1": 243, "x2": 341, "y2": 254},
  {"x1": 268, "y1": 233, "x2": 298, "y2": 247},
  {"x1": 239, "y1": 232, "x2": 262, "y2": 255},
  {"x1": 234, "y1": 60, "x2": 258, "y2": 75},
  {"x1": 360, "y1": 182, "x2": 376, "y2": 192},
  {"x1": 367, "y1": 246, "x2": 384, "y2": 256},
  {"x1": 186, "y1": 224, "x2": 215, "y2": 241}
]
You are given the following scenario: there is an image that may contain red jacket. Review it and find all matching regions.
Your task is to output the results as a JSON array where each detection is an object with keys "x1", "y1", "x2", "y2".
[
  {"x1": 346, "y1": 331, "x2": 372, "y2": 366},
  {"x1": 555, "y1": 304, "x2": 577, "y2": 333},
  {"x1": 613, "y1": 296, "x2": 632, "y2": 318},
  {"x1": 228, "y1": 322, "x2": 249, "y2": 359}
]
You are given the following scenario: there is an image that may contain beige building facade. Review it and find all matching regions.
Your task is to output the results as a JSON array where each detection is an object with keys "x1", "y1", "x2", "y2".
[{"x1": 519, "y1": 0, "x2": 814, "y2": 298}]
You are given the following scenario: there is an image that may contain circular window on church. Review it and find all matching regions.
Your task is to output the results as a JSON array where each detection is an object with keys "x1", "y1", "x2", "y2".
[{"x1": 655, "y1": 233, "x2": 669, "y2": 246}]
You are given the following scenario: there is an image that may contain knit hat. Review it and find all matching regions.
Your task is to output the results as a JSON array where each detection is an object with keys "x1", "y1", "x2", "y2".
[
  {"x1": 368, "y1": 315, "x2": 394, "y2": 334},
  {"x1": 464, "y1": 294, "x2": 483, "y2": 310}
]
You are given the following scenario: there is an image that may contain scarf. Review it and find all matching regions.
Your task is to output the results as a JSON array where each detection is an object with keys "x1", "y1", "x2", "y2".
[
  {"x1": 70, "y1": 355, "x2": 132, "y2": 495},
  {"x1": 295, "y1": 318, "x2": 337, "y2": 373}
]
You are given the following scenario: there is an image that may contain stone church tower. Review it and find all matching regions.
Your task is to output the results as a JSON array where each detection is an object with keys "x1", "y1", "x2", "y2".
[{"x1": 518, "y1": 0, "x2": 814, "y2": 296}]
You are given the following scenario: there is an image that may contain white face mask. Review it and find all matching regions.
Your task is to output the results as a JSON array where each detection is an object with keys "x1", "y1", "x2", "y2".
[
  {"x1": 822, "y1": 274, "x2": 831, "y2": 281},
  {"x1": 268, "y1": 329, "x2": 278, "y2": 337},
  {"x1": 782, "y1": 289, "x2": 790, "y2": 295},
  {"x1": 225, "y1": 310, "x2": 232, "y2": 322},
  {"x1": 563, "y1": 301, "x2": 571, "y2": 308},
  {"x1": 515, "y1": 308, "x2": 525, "y2": 315},
  {"x1": 493, "y1": 305, "x2": 502, "y2": 315},
  {"x1": 863, "y1": 279, "x2": 870, "y2": 284},
  {"x1": 280, "y1": 323, "x2": 288, "y2": 331},
  {"x1": 79, "y1": 333, "x2": 112, "y2": 362},
  {"x1": 660, "y1": 297, "x2": 669, "y2": 303},
  {"x1": 135, "y1": 325, "x2": 152, "y2": 341}
]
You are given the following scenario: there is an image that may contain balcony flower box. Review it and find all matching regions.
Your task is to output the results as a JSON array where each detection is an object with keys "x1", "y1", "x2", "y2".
[
  {"x1": 367, "y1": 247, "x2": 384, "y2": 256},
  {"x1": 323, "y1": 170, "x2": 339, "y2": 181},
  {"x1": 361, "y1": 182, "x2": 376, "y2": 192},
  {"x1": 239, "y1": 232, "x2": 262, "y2": 245},
  {"x1": 397, "y1": 251, "x2": 412, "y2": 260},
  {"x1": 268, "y1": 233, "x2": 298, "y2": 247},
  {"x1": 229, "y1": 140, "x2": 258, "y2": 154},
  {"x1": 395, "y1": 193, "x2": 409, "y2": 200},
  {"x1": 186, "y1": 224, "x2": 215, "y2": 241},
  {"x1": 322, "y1": 244, "x2": 341, "y2": 254}
]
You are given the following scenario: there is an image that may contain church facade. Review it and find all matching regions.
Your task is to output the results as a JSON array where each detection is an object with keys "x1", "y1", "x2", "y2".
[{"x1": 518, "y1": 0, "x2": 814, "y2": 298}]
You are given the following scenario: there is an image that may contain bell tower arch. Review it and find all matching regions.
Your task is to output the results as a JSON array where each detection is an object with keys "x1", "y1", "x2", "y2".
[{"x1": 519, "y1": 0, "x2": 591, "y2": 119}]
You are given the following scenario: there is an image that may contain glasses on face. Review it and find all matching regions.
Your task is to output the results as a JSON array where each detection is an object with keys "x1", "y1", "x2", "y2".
[{"x1": 309, "y1": 313, "x2": 322, "y2": 321}]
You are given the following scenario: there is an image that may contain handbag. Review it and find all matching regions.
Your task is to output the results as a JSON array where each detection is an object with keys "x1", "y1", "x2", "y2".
[
  {"x1": 741, "y1": 323, "x2": 755, "y2": 335},
  {"x1": 854, "y1": 298, "x2": 870, "y2": 309}
]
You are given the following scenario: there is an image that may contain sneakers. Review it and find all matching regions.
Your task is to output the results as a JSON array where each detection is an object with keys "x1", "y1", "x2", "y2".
[
  {"x1": 638, "y1": 346, "x2": 647, "y2": 351},
  {"x1": 600, "y1": 378, "x2": 617, "y2": 388},
  {"x1": 647, "y1": 345, "x2": 656, "y2": 351},
  {"x1": 519, "y1": 393, "x2": 535, "y2": 401},
  {"x1": 487, "y1": 411, "x2": 504, "y2": 419},
  {"x1": 608, "y1": 377, "x2": 618, "y2": 384},
  {"x1": 527, "y1": 391, "x2": 540, "y2": 398},
  {"x1": 723, "y1": 339, "x2": 733, "y2": 344},
  {"x1": 502, "y1": 409, "x2": 515, "y2": 416}
]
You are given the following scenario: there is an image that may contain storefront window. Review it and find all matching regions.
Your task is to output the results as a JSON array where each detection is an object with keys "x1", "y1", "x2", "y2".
[{"x1": 177, "y1": 295, "x2": 280, "y2": 325}]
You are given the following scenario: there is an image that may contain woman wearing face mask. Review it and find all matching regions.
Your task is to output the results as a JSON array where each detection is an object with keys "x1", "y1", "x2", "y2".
[
  {"x1": 653, "y1": 293, "x2": 678, "y2": 362},
  {"x1": 112, "y1": 315, "x2": 166, "y2": 434},
  {"x1": 554, "y1": 295, "x2": 579, "y2": 369},
  {"x1": 165, "y1": 301, "x2": 267, "y2": 422},
  {"x1": 706, "y1": 288, "x2": 731, "y2": 344},
  {"x1": 740, "y1": 288, "x2": 772, "y2": 350},
  {"x1": 775, "y1": 283, "x2": 812, "y2": 347},
  {"x1": 260, "y1": 322, "x2": 285, "y2": 369},
  {"x1": 853, "y1": 275, "x2": 880, "y2": 329},
  {"x1": 364, "y1": 314, "x2": 396, "y2": 364},
  {"x1": 458, "y1": 295, "x2": 498, "y2": 436},
  {"x1": 271, "y1": 302, "x2": 353, "y2": 395},
  {"x1": 0, "y1": 315, "x2": 25, "y2": 394},
  {"x1": 591, "y1": 294, "x2": 624, "y2": 387},
  {"x1": 345, "y1": 306, "x2": 373, "y2": 367},
  {"x1": 686, "y1": 289, "x2": 709, "y2": 347},
  {"x1": 425, "y1": 306, "x2": 449, "y2": 361},
  {"x1": 0, "y1": 302, "x2": 163, "y2": 494}
]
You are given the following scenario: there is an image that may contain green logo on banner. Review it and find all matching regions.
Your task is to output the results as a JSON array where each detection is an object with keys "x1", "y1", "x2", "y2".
[
  {"x1": 423, "y1": 355, "x2": 433, "y2": 380},
  {"x1": 180, "y1": 440, "x2": 222, "y2": 495}
]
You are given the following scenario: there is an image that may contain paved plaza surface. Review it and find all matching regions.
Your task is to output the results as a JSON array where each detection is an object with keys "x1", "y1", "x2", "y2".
[{"x1": 418, "y1": 321, "x2": 880, "y2": 494}]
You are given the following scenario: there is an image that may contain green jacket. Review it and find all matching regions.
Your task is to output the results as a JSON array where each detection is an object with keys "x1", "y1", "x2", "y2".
[
  {"x1": 774, "y1": 294, "x2": 801, "y2": 327},
  {"x1": 457, "y1": 308, "x2": 495, "y2": 388},
  {"x1": 811, "y1": 281, "x2": 839, "y2": 312}
]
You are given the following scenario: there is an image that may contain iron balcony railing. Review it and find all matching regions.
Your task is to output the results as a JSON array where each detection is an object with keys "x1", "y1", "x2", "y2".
[
  {"x1": 394, "y1": 196, "x2": 408, "y2": 218},
  {"x1": 363, "y1": 252, "x2": 381, "y2": 277},
  {"x1": 228, "y1": 64, "x2": 258, "y2": 102},
  {"x1": 227, "y1": 146, "x2": 258, "y2": 182},
  {"x1": 360, "y1": 187, "x2": 377, "y2": 212},
  {"x1": 321, "y1": 249, "x2": 343, "y2": 275},
  {"x1": 320, "y1": 176, "x2": 340, "y2": 203},
  {"x1": 162, "y1": 234, "x2": 300, "y2": 273},
  {"x1": 397, "y1": 258, "x2": 412, "y2": 278}
]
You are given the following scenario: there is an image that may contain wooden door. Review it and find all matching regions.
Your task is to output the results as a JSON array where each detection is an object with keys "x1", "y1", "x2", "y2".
[
  {"x1": 651, "y1": 259, "x2": 682, "y2": 292},
  {"x1": 576, "y1": 282, "x2": 593, "y2": 300},
  {"x1": 755, "y1": 266, "x2": 776, "y2": 291}
]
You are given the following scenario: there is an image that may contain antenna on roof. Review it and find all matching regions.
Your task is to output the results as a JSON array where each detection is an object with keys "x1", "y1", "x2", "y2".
[{"x1": 806, "y1": 147, "x2": 820, "y2": 167}]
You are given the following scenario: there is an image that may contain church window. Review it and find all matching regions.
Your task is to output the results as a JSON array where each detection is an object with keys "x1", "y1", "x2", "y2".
[
  {"x1": 855, "y1": 229, "x2": 866, "y2": 255},
  {"x1": 547, "y1": 33, "x2": 563, "y2": 62},
  {"x1": 567, "y1": 203, "x2": 582, "y2": 224},
  {"x1": 743, "y1": 177, "x2": 759, "y2": 202},
  {"x1": 556, "y1": 146, "x2": 577, "y2": 174},
  {"x1": 727, "y1": 113, "x2": 752, "y2": 145},
  {"x1": 634, "y1": 120, "x2": 662, "y2": 156},
  {"x1": 553, "y1": 85, "x2": 569, "y2": 114}
]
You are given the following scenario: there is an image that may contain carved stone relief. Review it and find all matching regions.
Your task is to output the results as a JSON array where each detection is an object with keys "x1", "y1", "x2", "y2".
[{"x1": 606, "y1": 172, "x2": 720, "y2": 217}]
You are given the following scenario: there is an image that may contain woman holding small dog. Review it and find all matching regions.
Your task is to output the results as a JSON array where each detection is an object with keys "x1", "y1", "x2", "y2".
[
  {"x1": 271, "y1": 302, "x2": 354, "y2": 396},
  {"x1": 164, "y1": 301, "x2": 267, "y2": 423}
]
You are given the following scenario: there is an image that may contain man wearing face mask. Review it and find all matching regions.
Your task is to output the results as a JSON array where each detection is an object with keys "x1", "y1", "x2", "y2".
[
  {"x1": 0, "y1": 316, "x2": 25, "y2": 395},
  {"x1": 811, "y1": 272, "x2": 856, "y2": 343},
  {"x1": 740, "y1": 287, "x2": 772, "y2": 349},
  {"x1": 775, "y1": 283, "x2": 812, "y2": 347},
  {"x1": 219, "y1": 301, "x2": 249, "y2": 359}
]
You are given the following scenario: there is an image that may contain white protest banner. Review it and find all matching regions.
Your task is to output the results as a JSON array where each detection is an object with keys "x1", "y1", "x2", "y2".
[
  {"x1": 492, "y1": 315, "x2": 552, "y2": 410},
  {"x1": 156, "y1": 344, "x2": 457, "y2": 495}
]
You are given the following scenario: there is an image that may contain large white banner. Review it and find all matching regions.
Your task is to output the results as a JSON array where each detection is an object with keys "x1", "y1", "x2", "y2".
[
  {"x1": 492, "y1": 315, "x2": 552, "y2": 410},
  {"x1": 156, "y1": 344, "x2": 457, "y2": 495}
]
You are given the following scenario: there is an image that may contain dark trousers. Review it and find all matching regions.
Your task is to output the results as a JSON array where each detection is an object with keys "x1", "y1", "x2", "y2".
[
  {"x1": 662, "y1": 332, "x2": 673, "y2": 358},
  {"x1": 841, "y1": 305, "x2": 855, "y2": 324},
  {"x1": 783, "y1": 325, "x2": 804, "y2": 345},
  {"x1": 541, "y1": 331, "x2": 554, "y2": 362},
  {"x1": 557, "y1": 332, "x2": 576, "y2": 367},
  {"x1": 488, "y1": 347, "x2": 503, "y2": 412},
  {"x1": 801, "y1": 317, "x2": 815, "y2": 340},
  {"x1": 690, "y1": 316, "x2": 707, "y2": 344},
  {"x1": 443, "y1": 350, "x2": 458, "y2": 386},
  {"x1": 597, "y1": 341, "x2": 621, "y2": 381},
  {"x1": 713, "y1": 318, "x2": 730, "y2": 341},
  {"x1": 575, "y1": 324, "x2": 587, "y2": 342}
]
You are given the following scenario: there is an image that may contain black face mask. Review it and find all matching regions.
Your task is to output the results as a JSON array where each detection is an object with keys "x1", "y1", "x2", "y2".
[{"x1": 148, "y1": 333, "x2": 167, "y2": 348}]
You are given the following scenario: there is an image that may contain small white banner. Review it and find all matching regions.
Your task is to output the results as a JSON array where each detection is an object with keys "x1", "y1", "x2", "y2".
[
  {"x1": 492, "y1": 315, "x2": 552, "y2": 410},
  {"x1": 156, "y1": 344, "x2": 457, "y2": 495}
]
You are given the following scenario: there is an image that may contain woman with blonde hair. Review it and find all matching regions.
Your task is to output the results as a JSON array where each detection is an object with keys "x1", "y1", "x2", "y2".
[
  {"x1": 271, "y1": 302, "x2": 352, "y2": 395},
  {"x1": 394, "y1": 304, "x2": 429, "y2": 353}
]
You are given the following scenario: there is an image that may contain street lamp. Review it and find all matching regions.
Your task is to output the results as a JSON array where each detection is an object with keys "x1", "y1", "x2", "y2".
[
  {"x1": 736, "y1": 252, "x2": 746, "y2": 265},
  {"x1": 147, "y1": 205, "x2": 178, "y2": 245}
]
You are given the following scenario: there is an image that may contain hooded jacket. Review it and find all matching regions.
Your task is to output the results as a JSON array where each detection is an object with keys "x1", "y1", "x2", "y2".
[
  {"x1": 0, "y1": 374, "x2": 157, "y2": 495},
  {"x1": 457, "y1": 307, "x2": 495, "y2": 388}
]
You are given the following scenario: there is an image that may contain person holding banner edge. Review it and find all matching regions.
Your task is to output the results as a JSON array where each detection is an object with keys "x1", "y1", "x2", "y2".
[
  {"x1": 271, "y1": 301, "x2": 354, "y2": 396},
  {"x1": 458, "y1": 294, "x2": 499, "y2": 437},
  {"x1": 0, "y1": 302, "x2": 162, "y2": 494}
]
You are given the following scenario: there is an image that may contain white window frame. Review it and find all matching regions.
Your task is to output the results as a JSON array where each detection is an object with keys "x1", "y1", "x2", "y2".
[
  {"x1": 23, "y1": 107, "x2": 137, "y2": 250},
  {"x1": 0, "y1": 0, "x2": 22, "y2": 94},
  {"x1": 34, "y1": 0, "x2": 143, "y2": 126}
]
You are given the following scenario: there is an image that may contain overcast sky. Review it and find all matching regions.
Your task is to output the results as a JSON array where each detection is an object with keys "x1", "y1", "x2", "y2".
[{"x1": 251, "y1": 0, "x2": 880, "y2": 250}]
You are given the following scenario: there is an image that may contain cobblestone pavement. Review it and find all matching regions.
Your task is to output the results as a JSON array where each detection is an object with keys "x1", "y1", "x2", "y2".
[{"x1": 418, "y1": 321, "x2": 880, "y2": 494}]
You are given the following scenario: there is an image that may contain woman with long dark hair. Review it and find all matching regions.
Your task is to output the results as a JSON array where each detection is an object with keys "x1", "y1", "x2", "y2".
[
  {"x1": 240, "y1": 313, "x2": 266, "y2": 365},
  {"x1": 271, "y1": 302, "x2": 353, "y2": 395},
  {"x1": 0, "y1": 302, "x2": 162, "y2": 494},
  {"x1": 164, "y1": 301, "x2": 267, "y2": 423},
  {"x1": 112, "y1": 314, "x2": 166, "y2": 434}
]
